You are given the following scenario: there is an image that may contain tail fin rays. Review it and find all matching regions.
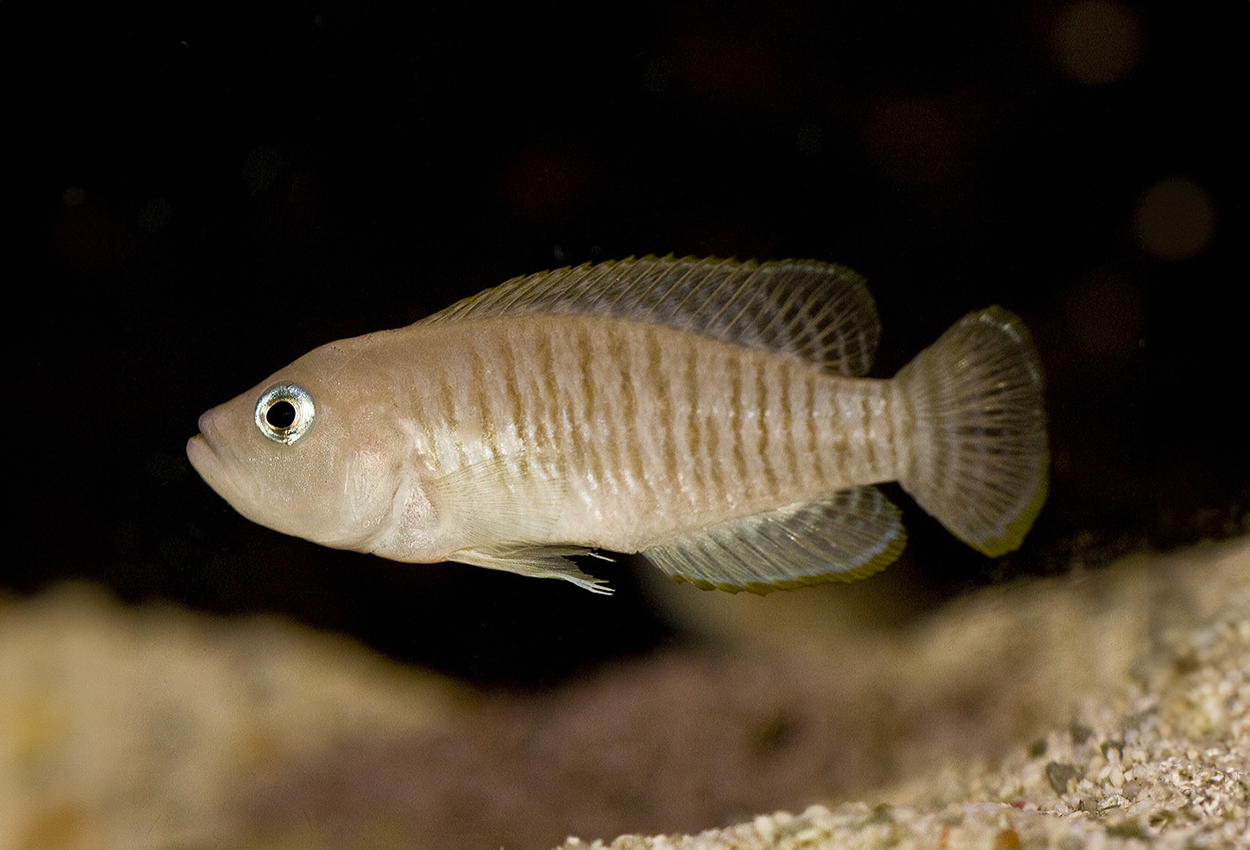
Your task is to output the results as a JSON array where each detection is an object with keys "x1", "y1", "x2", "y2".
[{"x1": 895, "y1": 307, "x2": 1049, "y2": 556}]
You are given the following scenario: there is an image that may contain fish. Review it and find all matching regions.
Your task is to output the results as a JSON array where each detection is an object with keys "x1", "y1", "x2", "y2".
[{"x1": 187, "y1": 256, "x2": 1048, "y2": 594}]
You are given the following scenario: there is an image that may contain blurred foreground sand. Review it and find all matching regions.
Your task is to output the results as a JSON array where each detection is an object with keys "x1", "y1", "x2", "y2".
[{"x1": 2, "y1": 536, "x2": 1247, "y2": 849}]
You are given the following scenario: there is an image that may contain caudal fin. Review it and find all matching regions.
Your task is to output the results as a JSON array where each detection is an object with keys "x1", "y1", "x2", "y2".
[{"x1": 895, "y1": 306, "x2": 1048, "y2": 556}]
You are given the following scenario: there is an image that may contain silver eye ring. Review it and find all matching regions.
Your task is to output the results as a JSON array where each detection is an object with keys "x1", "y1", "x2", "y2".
[{"x1": 255, "y1": 384, "x2": 315, "y2": 445}]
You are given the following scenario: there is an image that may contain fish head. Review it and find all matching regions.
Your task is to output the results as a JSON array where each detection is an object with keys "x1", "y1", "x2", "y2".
[{"x1": 186, "y1": 340, "x2": 410, "y2": 552}]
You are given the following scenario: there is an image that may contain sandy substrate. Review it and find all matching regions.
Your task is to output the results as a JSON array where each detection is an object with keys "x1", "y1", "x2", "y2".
[
  {"x1": 2, "y1": 536, "x2": 1246, "y2": 850},
  {"x1": 562, "y1": 549, "x2": 1250, "y2": 848}
]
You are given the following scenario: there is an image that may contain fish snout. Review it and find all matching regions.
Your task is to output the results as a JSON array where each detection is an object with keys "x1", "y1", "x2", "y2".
[{"x1": 186, "y1": 410, "x2": 248, "y2": 502}]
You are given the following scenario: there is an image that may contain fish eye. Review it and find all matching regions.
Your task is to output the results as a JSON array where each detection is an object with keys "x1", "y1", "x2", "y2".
[{"x1": 255, "y1": 384, "x2": 315, "y2": 445}]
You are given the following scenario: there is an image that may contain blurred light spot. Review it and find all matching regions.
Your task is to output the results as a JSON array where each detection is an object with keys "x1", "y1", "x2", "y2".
[
  {"x1": 242, "y1": 145, "x2": 284, "y2": 195},
  {"x1": 795, "y1": 122, "x2": 824, "y2": 156},
  {"x1": 865, "y1": 97, "x2": 956, "y2": 187},
  {"x1": 1051, "y1": 0, "x2": 1145, "y2": 85},
  {"x1": 641, "y1": 56, "x2": 670, "y2": 94},
  {"x1": 1065, "y1": 271, "x2": 1145, "y2": 361},
  {"x1": 54, "y1": 187, "x2": 123, "y2": 274},
  {"x1": 666, "y1": 27, "x2": 791, "y2": 116},
  {"x1": 1132, "y1": 176, "x2": 1215, "y2": 262},
  {"x1": 500, "y1": 143, "x2": 595, "y2": 227},
  {"x1": 138, "y1": 197, "x2": 172, "y2": 233}
]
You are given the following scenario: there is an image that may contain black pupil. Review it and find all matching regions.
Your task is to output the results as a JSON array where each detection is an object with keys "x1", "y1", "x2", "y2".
[{"x1": 266, "y1": 400, "x2": 297, "y2": 429}]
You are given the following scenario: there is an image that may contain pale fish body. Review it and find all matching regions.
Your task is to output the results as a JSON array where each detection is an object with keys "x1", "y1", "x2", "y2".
[{"x1": 187, "y1": 257, "x2": 1048, "y2": 593}]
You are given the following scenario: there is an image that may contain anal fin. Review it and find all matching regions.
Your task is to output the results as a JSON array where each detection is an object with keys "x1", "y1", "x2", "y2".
[{"x1": 641, "y1": 486, "x2": 905, "y2": 594}]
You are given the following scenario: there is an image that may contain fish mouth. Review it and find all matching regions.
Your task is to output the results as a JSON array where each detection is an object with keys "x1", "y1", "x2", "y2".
[
  {"x1": 185, "y1": 433, "x2": 217, "y2": 483},
  {"x1": 186, "y1": 413, "x2": 260, "y2": 507},
  {"x1": 186, "y1": 430, "x2": 230, "y2": 499}
]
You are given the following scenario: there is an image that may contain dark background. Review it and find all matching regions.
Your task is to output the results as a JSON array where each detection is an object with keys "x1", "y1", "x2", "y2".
[{"x1": 6, "y1": 1, "x2": 1246, "y2": 687}]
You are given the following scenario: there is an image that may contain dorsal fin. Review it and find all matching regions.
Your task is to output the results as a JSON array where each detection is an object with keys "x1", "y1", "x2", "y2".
[{"x1": 421, "y1": 255, "x2": 881, "y2": 376}]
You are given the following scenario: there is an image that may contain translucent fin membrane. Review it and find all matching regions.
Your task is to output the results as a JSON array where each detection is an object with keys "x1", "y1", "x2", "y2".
[
  {"x1": 642, "y1": 486, "x2": 905, "y2": 594},
  {"x1": 454, "y1": 547, "x2": 612, "y2": 595},
  {"x1": 896, "y1": 307, "x2": 1049, "y2": 557},
  {"x1": 422, "y1": 256, "x2": 882, "y2": 377}
]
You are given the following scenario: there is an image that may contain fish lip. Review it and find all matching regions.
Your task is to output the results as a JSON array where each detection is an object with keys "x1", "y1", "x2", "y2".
[
  {"x1": 186, "y1": 425, "x2": 228, "y2": 498},
  {"x1": 187, "y1": 409, "x2": 222, "y2": 476},
  {"x1": 186, "y1": 412, "x2": 261, "y2": 506},
  {"x1": 185, "y1": 432, "x2": 218, "y2": 485}
]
